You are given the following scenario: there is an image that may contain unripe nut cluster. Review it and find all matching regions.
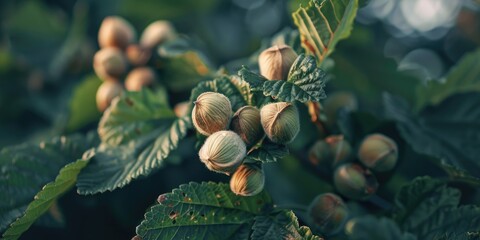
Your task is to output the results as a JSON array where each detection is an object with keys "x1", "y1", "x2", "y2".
[
  {"x1": 231, "y1": 106, "x2": 263, "y2": 146},
  {"x1": 192, "y1": 92, "x2": 233, "y2": 136},
  {"x1": 258, "y1": 44, "x2": 298, "y2": 80},
  {"x1": 308, "y1": 193, "x2": 348, "y2": 235},
  {"x1": 199, "y1": 131, "x2": 246, "y2": 175},
  {"x1": 358, "y1": 134, "x2": 398, "y2": 172},
  {"x1": 260, "y1": 102, "x2": 300, "y2": 144},
  {"x1": 230, "y1": 164, "x2": 265, "y2": 196},
  {"x1": 333, "y1": 163, "x2": 379, "y2": 200}
]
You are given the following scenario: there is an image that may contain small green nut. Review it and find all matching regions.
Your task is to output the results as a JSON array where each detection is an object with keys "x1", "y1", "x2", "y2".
[
  {"x1": 323, "y1": 91, "x2": 358, "y2": 127},
  {"x1": 258, "y1": 44, "x2": 298, "y2": 80},
  {"x1": 260, "y1": 102, "x2": 300, "y2": 144},
  {"x1": 98, "y1": 16, "x2": 136, "y2": 50},
  {"x1": 308, "y1": 140, "x2": 331, "y2": 166},
  {"x1": 140, "y1": 20, "x2": 176, "y2": 49},
  {"x1": 199, "y1": 131, "x2": 246, "y2": 175},
  {"x1": 93, "y1": 47, "x2": 128, "y2": 81},
  {"x1": 192, "y1": 92, "x2": 232, "y2": 136},
  {"x1": 308, "y1": 193, "x2": 349, "y2": 235},
  {"x1": 124, "y1": 67, "x2": 156, "y2": 91},
  {"x1": 334, "y1": 163, "x2": 379, "y2": 200},
  {"x1": 231, "y1": 106, "x2": 264, "y2": 147},
  {"x1": 325, "y1": 135, "x2": 352, "y2": 167},
  {"x1": 96, "y1": 81, "x2": 123, "y2": 112},
  {"x1": 230, "y1": 164, "x2": 265, "y2": 196},
  {"x1": 358, "y1": 134, "x2": 398, "y2": 172}
]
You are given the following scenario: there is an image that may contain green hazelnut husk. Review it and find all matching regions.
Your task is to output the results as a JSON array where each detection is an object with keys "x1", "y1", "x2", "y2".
[
  {"x1": 258, "y1": 44, "x2": 298, "y2": 80},
  {"x1": 358, "y1": 134, "x2": 398, "y2": 172},
  {"x1": 308, "y1": 193, "x2": 349, "y2": 235},
  {"x1": 140, "y1": 20, "x2": 176, "y2": 49},
  {"x1": 124, "y1": 67, "x2": 156, "y2": 91},
  {"x1": 192, "y1": 92, "x2": 232, "y2": 136},
  {"x1": 231, "y1": 106, "x2": 263, "y2": 147},
  {"x1": 308, "y1": 140, "x2": 332, "y2": 166},
  {"x1": 98, "y1": 16, "x2": 136, "y2": 50},
  {"x1": 96, "y1": 81, "x2": 123, "y2": 112},
  {"x1": 93, "y1": 47, "x2": 128, "y2": 81},
  {"x1": 325, "y1": 135, "x2": 352, "y2": 167},
  {"x1": 230, "y1": 164, "x2": 265, "y2": 196},
  {"x1": 199, "y1": 131, "x2": 246, "y2": 175},
  {"x1": 333, "y1": 163, "x2": 379, "y2": 200},
  {"x1": 260, "y1": 102, "x2": 300, "y2": 144}
]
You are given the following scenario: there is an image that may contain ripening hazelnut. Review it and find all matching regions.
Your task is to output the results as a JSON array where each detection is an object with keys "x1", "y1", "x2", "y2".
[
  {"x1": 308, "y1": 193, "x2": 349, "y2": 235},
  {"x1": 260, "y1": 102, "x2": 300, "y2": 144},
  {"x1": 230, "y1": 164, "x2": 265, "y2": 196},
  {"x1": 93, "y1": 48, "x2": 127, "y2": 81},
  {"x1": 192, "y1": 92, "x2": 232, "y2": 136},
  {"x1": 358, "y1": 134, "x2": 398, "y2": 172},
  {"x1": 96, "y1": 81, "x2": 123, "y2": 112},
  {"x1": 140, "y1": 20, "x2": 176, "y2": 49},
  {"x1": 124, "y1": 67, "x2": 156, "y2": 91},
  {"x1": 98, "y1": 16, "x2": 136, "y2": 49},
  {"x1": 325, "y1": 135, "x2": 352, "y2": 167},
  {"x1": 126, "y1": 44, "x2": 152, "y2": 66},
  {"x1": 308, "y1": 140, "x2": 331, "y2": 166},
  {"x1": 323, "y1": 92, "x2": 358, "y2": 127},
  {"x1": 230, "y1": 106, "x2": 263, "y2": 147},
  {"x1": 333, "y1": 163, "x2": 379, "y2": 200},
  {"x1": 199, "y1": 131, "x2": 246, "y2": 175},
  {"x1": 258, "y1": 44, "x2": 298, "y2": 80}
]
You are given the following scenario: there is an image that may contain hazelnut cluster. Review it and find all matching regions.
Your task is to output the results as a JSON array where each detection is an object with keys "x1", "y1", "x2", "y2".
[
  {"x1": 93, "y1": 16, "x2": 176, "y2": 111},
  {"x1": 309, "y1": 133, "x2": 398, "y2": 200},
  {"x1": 192, "y1": 92, "x2": 300, "y2": 196},
  {"x1": 191, "y1": 44, "x2": 303, "y2": 196}
]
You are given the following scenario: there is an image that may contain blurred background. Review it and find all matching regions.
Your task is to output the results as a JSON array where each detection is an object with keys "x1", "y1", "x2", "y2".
[{"x1": 1, "y1": 0, "x2": 479, "y2": 239}]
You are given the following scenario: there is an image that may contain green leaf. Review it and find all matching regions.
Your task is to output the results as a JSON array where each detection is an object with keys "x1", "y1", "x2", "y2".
[
  {"x1": 136, "y1": 182, "x2": 273, "y2": 240},
  {"x1": 77, "y1": 116, "x2": 190, "y2": 194},
  {"x1": 0, "y1": 134, "x2": 96, "y2": 232},
  {"x1": 292, "y1": 0, "x2": 359, "y2": 64},
  {"x1": 392, "y1": 177, "x2": 460, "y2": 229},
  {"x1": 98, "y1": 89, "x2": 174, "y2": 146},
  {"x1": 415, "y1": 48, "x2": 480, "y2": 112},
  {"x1": 385, "y1": 93, "x2": 480, "y2": 177},
  {"x1": 2, "y1": 157, "x2": 91, "y2": 240},
  {"x1": 158, "y1": 38, "x2": 214, "y2": 92},
  {"x1": 246, "y1": 140, "x2": 289, "y2": 164},
  {"x1": 65, "y1": 75, "x2": 102, "y2": 132},
  {"x1": 345, "y1": 216, "x2": 417, "y2": 240},
  {"x1": 392, "y1": 177, "x2": 480, "y2": 239},
  {"x1": 251, "y1": 210, "x2": 321, "y2": 240},
  {"x1": 238, "y1": 54, "x2": 327, "y2": 103},
  {"x1": 190, "y1": 76, "x2": 249, "y2": 111}
]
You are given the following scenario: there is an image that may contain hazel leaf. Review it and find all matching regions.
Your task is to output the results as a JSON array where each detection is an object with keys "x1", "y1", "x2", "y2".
[
  {"x1": 238, "y1": 54, "x2": 327, "y2": 103},
  {"x1": 292, "y1": 0, "x2": 359, "y2": 64},
  {"x1": 0, "y1": 133, "x2": 97, "y2": 233},
  {"x1": 136, "y1": 182, "x2": 272, "y2": 240},
  {"x1": 251, "y1": 210, "x2": 321, "y2": 240},
  {"x1": 345, "y1": 216, "x2": 417, "y2": 240},
  {"x1": 77, "y1": 89, "x2": 190, "y2": 194},
  {"x1": 246, "y1": 140, "x2": 289, "y2": 163},
  {"x1": 2, "y1": 157, "x2": 91, "y2": 240}
]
